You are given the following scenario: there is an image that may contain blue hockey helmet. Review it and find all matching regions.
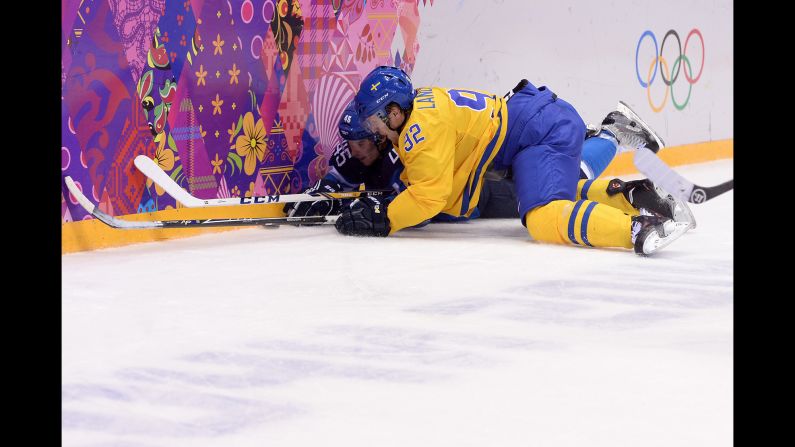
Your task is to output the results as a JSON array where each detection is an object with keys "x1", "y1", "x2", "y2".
[
  {"x1": 354, "y1": 66, "x2": 415, "y2": 132},
  {"x1": 338, "y1": 100, "x2": 374, "y2": 141}
]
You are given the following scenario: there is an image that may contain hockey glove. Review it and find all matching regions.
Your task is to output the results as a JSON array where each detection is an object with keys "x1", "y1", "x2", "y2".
[
  {"x1": 283, "y1": 178, "x2": 344, "y2": 217},
  {"x1": 335, "y1": 196, "x2": 391, "y2": 237}
]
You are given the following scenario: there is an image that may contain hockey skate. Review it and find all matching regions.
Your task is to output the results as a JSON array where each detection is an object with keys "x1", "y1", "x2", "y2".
[
  {"x1": 607, "y1": 178, "x2": 697, "y2": 229},
  {"x1": 654, "y1": 185, "x2": 697, "y2": 229},
  {"x1": 631, "y1": 215, "x2": 690, "y2": 256},
  {"x1": 601, "y1": 101, "x2": 665, "y2": 153}
]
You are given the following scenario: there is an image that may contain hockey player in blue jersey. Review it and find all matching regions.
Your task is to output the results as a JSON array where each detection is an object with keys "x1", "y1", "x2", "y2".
[
  {"x1": 283, "y1": 101, "x2": 405, "y2": 218},
  {"x1": 335, "y1": 66, "x2": 692, "y2": 255}
]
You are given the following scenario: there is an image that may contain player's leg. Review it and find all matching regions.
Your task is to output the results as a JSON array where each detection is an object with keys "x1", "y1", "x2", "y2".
[
  {"x1": 513, "y1": 143, "x2": 635, "y2": 249},
  {"x1": 477, "y1": 175, "x2": 519, "y2": 218},
  {"x1": 579, "y1": 130, "x2": 619, "y2": 180},
  {"x1": 511, "y1": 100, "x2": 688, "y2": 254},
  {"x1": 579, "y1": 102, "x2": 696, "y2": 227},
  {"x1": 575, "y1": 178, "x2": 674, "y2": 217},
  {"x1": 601, "y1": 101, "x2": 664, "y2": 153},
  {"x1": 518, "y1": 150, "x2": 689, "y2": 254}
]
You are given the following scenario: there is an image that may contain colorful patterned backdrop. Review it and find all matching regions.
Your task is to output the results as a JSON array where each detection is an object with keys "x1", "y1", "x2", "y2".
[{"x1": 61, "y1": 0, "x2": 434, "y2": 223}]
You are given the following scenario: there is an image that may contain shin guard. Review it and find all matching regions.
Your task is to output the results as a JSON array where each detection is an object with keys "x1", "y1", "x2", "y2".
[
  {"x1": 576, "y1": 179, "x2": 639, "y2": 215},
  {"x1": 525, "y1": 199, "x2": 633, "y2": 249}
]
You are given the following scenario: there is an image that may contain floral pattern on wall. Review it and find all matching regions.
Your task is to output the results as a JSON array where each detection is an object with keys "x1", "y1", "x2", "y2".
[{"x1": 62, "y1": 0, "x2": 431, "y2": 223}]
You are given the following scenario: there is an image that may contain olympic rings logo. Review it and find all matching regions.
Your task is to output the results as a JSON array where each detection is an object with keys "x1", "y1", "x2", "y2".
[{"x1": 635, "y1": 29, "x2": 705, "y2": 112}]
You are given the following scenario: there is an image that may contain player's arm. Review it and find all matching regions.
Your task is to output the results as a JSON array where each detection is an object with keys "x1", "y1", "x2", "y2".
[
  {"x1": 334, "y1": 119, "x2": 455, "y2": 237},
  {"x1": 386, "y1": 121, "x2": 455, "y2": 233},
  {"x1": 326, "y1": 141, "x2": 367, "y2": 189},
  {"x1": 284, "y1": 141, "x2": 361, "y2": 217},
  {"x1": 324, "y1": 166, "x2": 359, "y2": 190}
]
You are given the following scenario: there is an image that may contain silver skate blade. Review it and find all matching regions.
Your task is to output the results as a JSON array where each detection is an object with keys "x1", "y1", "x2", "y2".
[
  {"x1": 616, "y1": 100, "x2": 666, "y2": 149},
  {"x1": 640, "y1": 221, "x2": 691, "y2": 255}
]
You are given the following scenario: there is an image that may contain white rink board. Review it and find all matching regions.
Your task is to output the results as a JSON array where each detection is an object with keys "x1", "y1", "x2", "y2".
[{"x1": 412, "y1": 0, "x2": 733, "y2": 147}]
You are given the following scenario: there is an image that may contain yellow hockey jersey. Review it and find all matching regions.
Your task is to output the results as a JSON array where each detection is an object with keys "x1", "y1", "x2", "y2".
[{"x1": 387, "y1": 87, "x2": 508, "y2": 233}]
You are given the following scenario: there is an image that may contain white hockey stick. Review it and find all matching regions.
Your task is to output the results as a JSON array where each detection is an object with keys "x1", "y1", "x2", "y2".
[
  {"x1": 64, "y1": 176, "x2": 336, "y2": 229},
  {"x1": 633, "y1": 148, "x2": 733, "y2": 203},
  {"x1": 133, "y1": 155, "x2": 389, "y2": 207}
]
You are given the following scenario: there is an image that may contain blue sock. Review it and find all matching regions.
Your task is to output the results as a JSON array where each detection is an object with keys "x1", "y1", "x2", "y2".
[{"x1": 580, "y1": 131, "x2": 618, "y2": 179}]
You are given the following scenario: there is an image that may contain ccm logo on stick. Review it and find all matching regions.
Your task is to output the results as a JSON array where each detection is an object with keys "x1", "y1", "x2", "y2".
[{"x1": 239, "y1": 195, "x2": 280, "y2": 204}]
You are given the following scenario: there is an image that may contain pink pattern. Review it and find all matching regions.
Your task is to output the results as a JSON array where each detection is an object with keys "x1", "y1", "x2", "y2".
[
  {"x1": 277, "y1": 63, "x2": 310, "y2": 162},
  {"x1": 108, "y1": 0, "x2": 167, "y2": 84},
  {"x1": 312, "y1": 73, "x2": 356, "y2": 160},
  {"x1": 295, "y1": 0, "x2": 336, "y2": 96}
]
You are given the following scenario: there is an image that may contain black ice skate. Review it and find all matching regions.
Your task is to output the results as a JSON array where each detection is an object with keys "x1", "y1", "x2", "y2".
[
  {"x1": 630, "y1": 215, "x2": 691, "y2": 256},
  {"x1": 601, "y1": 101, "x2": 665, "y2": 153},
  {"x1": 654, "y1": 184, "x2": 697, "y2": 229},
  {"x1": 607, "y1": 178, "x2": 697, "y2": 229}
]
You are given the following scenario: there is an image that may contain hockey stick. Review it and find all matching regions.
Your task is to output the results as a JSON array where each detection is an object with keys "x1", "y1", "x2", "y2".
[
  {"x1": 134, "y1": 155, "x2": 388, "y2": 207},
  {"x1": 633, "y1": 147, "x2": 734, "y2": 203},
  {"x1": 64, "y1": 176, "x2": 336, "y2": 229}
]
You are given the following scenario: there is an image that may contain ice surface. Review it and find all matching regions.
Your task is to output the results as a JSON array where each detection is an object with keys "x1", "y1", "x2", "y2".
[{"x1": 63, "y1": 159, "x2": 733, "y2": 447}]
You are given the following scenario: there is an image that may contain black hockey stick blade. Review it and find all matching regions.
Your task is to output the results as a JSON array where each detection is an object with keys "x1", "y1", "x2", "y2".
[{"x1": 688, "y1": 179, "x2": 734, "y2": 204}]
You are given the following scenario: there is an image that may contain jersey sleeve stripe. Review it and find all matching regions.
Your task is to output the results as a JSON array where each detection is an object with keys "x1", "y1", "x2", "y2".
[{"x1": 459, "y1": 108, "x2": 505, "y2": 215}]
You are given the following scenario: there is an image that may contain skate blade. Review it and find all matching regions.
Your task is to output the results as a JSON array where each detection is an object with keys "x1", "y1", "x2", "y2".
[{"x1": 640, "y1": 221, "x2": 691, "y2": 255}]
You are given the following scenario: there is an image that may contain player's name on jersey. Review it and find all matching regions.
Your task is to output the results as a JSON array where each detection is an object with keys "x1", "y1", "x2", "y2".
[{"x1": 415, "y1": 87, "x2": 436, "y2": 109}]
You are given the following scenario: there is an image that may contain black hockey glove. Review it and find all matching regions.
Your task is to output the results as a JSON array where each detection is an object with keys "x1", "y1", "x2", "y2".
[
  {"x1": 283, "y1": 178, "x2": 343, "y2": 217},
  {"x1": 335, "y1": 196, "x2": 391, "y2": 237}
]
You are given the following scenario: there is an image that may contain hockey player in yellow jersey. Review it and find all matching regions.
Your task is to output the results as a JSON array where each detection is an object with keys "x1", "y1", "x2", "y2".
[
  {"x1": 336, "y1": 66, "x2": 691, "y2": 255},
  {"x1": 372, "y1": 83, "x2": 508, "y2": 229}
]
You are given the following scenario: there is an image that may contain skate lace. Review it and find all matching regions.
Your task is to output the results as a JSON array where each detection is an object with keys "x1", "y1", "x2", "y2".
[
  {"x1": 613, "y1": 129, "x2": 649, "y2": 150},
  {"x1": 602, "y1": 117, "x2": 650, "y2": 150},
  {"x1": 630, "y1": 219, "x2": 643, "y2": 243}
]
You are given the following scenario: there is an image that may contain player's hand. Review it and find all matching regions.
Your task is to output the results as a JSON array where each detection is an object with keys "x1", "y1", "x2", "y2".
[
  {"x1": 335, "y1": 196, "x2": 391, "y2": 237},
  {"x1": 283, "y1": 178, "x2": 343, "y2": 217}
]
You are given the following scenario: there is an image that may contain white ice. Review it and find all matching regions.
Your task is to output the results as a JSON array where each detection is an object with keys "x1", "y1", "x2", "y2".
[{"x1": 62, "y1": 159, "x2": 733, "y2": 447}]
